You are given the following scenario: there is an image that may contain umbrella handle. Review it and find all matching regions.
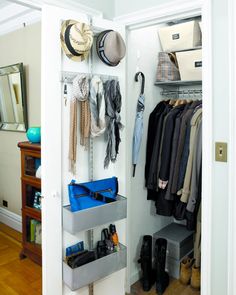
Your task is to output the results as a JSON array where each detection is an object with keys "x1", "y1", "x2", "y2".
[
  {"x1": 133, "y1": 164, "x2": 136, "y2": 177},
  {"x1": 135, "y1": 72, "x2": 145, "y2": 95}
]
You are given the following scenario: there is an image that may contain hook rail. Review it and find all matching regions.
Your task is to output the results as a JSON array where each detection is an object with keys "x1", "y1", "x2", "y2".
[
  {"x1": 161, "y1": 89, "x2": 202, "y2": 98},
  {"x1": 61, "y1": 71, "x2": 118, "y2": 84}
]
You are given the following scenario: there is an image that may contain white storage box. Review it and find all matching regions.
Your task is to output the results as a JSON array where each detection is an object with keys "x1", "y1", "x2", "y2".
[
  {"x1": 176, "y1": 49, "x2": 202, "y2": 81},
  {"x1": 158, "y1": 21, "x2": 201, "y2": 52},
  {"x1": 199, "y1": 21, "x2": 202, "y2": 33}
]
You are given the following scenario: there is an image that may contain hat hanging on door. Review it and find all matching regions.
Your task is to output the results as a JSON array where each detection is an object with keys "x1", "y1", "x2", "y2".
[
  {"x1": 96, "y1": 30, "x2": 126, "y2": 66},
  {"x1": 60, "y1": 19, "x2": 93, "y2": 62}
]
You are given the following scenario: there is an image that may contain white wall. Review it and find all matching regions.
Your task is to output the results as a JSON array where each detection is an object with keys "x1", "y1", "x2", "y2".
[
  {"x1": 0, "y1": 22, "x2": 41, "y2": 216},
  {"x1": 114, "y1": 0, "x2": 166, "y2": 17},
  {"x1": 126, "y1": 24, "x2": 173, "y2": 285},
  {"x1": 76, "y1": 0, "x2": 114, "y2": 19}
]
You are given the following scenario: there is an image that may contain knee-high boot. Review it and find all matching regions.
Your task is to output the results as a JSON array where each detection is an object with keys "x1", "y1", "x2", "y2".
[
  {"x1": 138, "y1": 235, "x2": 154, "y2": 291},
  {"x1": 155, "y1": 238, "x2": 169, "y2": 295}
]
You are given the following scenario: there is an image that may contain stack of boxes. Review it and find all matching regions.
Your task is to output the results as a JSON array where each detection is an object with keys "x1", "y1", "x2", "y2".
[
  {"x1": 158, "y1": 20, "x2": 202, "y2": 81},
  {"x1": 153, "y1": 223, "x2": 194, "y2": 279}
]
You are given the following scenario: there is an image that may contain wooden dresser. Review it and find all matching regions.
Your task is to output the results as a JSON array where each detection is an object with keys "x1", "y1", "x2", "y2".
[{"x1": 18, "y1": 141, "x2": 41, "y2": 265}]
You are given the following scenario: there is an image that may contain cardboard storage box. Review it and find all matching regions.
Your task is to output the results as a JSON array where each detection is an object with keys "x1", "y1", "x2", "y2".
[
  {"x1": 153, "y1": 223, "x2": 194, "y2": 260},
  {"x1": 158, "y1": 20, "x2": 201, "y2": 52},
  {"x1": 176, "y1": 49, "x2": 202, "y2": 81}
]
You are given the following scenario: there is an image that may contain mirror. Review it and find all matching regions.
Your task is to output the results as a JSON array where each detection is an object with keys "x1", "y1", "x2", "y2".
[{"x1": 0, "y1": 63, "x2": 28, "y2": 132}]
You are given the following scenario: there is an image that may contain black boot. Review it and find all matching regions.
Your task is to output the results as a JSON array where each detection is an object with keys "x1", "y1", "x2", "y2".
[
  {"x1": 155, "y1": 238, "x2": 169, "y2": 295},
  {"x1": 138, "y1": 235, "x2": 154, "y2": 291}
]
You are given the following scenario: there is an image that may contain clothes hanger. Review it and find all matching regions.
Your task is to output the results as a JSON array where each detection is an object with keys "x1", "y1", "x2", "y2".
[{"x1": 169, "y1": 99, "x2": 176, "y2": 105}]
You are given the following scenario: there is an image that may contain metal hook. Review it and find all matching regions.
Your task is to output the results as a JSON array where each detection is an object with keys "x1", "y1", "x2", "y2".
[{"x1": 135, "y1": 71, "x2": 145, "y2": 95}]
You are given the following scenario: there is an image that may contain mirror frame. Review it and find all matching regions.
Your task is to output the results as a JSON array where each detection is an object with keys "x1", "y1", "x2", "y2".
[{"x1": 0, "y1": 62, "x2": 28, "y2": 132}]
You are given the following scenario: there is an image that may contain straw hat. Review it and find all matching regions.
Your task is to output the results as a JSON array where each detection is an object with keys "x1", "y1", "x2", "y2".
[
  {"x1": 96, "y1": 30, "x2": 126, "y2": 66},
  {"x1": 60, "y1": 19, "x2": 93, "y2": 62}
]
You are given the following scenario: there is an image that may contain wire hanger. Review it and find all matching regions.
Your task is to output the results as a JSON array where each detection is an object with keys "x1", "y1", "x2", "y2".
[{"x1": 135, "y1": 71, "x2": 145, "y2": 95}]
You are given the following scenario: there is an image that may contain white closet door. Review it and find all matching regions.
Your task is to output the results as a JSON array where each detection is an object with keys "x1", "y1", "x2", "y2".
[
  {"x1": 41, "y1": 4, "x2": 90, "y2": 295},
  {"x1": 41, "y1": 4, "x2": 126, "y2": 295}
]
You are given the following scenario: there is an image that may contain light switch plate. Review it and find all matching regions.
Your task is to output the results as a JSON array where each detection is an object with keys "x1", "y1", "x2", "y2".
[{"x1": 215, "y1": 142, "x2": 227, "y2": 162}]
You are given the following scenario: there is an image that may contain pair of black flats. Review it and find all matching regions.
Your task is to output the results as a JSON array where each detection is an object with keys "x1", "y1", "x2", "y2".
[{"x1": 138, "y1": 236, "x2": 169, "y2": 294}]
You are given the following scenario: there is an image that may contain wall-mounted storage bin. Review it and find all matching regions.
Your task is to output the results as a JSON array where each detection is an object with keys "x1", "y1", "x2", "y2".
[
  {"x1": 176, "y1": 49, "x2": 202, "y2": 81},
  {"x1": 158, "y1": 20, "x2": 201, "y2": 52},
  {"x1": 63, "y1": 195, "x2": 127, "y2": 234},
  {"x1": 63, "y1": 243, "x2": 127, "y2": 291}
]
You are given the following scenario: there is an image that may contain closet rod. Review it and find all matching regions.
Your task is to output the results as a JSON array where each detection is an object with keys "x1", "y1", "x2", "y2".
[
  {"x1": 61, "y1": 71, "x2": 118, "y2": 84},
  {"x1": 161, "y1": 89, "x2": 202, "y2": 96}
]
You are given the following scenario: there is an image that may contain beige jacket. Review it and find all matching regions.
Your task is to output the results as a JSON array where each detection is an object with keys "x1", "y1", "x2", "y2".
[{"x1": 179, "y1": 108, "x2": 202, "y2": 203}]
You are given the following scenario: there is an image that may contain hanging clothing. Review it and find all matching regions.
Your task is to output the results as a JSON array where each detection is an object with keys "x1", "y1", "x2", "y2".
[
  {"x1": 179, "y1": 109, "x2": 202, "y2": 202},
  {"x1": 104, "y1": 79, "x2": 123, "y2": 168},
  {"x1": 171, "y1": 101, "x2": 202, "y2": 194},
  {"x1": 69, "y1": 98, "x2": 77, "y2": 174},
  {"x1": 69, "y1": 74, "x2": 91, "y2": 174},
  {"x1": 146, "y1": 102, "x2": 171, "y2": 192},
  {"x1": 145, "y1": 99, "x2": 202, "y2": 223},
  {"x1": 186, "y1": 120, "x2": 202, "y2": 213},
  {"x1": 145, "y1": 101, "x2": 167, "y2": 188},
  {"x1": 165, "y1": 103, "x2": 190, "y2": 201},
  {"x1": 158, "y1": 104, "x2": 186, "y2": 189},
  {"x1": 193, "y1": 204, "x2": 201, "y2": 268}
]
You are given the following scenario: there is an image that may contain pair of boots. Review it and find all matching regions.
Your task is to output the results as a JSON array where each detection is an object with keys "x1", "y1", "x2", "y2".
[
  {"x1": 180, "y1": 258, "x2": 200, "y2": 290},
  {"x1": 138, "y1": 236, "x2": 169, "y2": 294}
]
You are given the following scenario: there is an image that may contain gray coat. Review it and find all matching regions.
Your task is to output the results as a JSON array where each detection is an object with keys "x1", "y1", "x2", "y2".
[
  {"x1": 186, "y1": 120, "x2": 202, "y2": 212},
  {"x1": 171, "y1": 101, "x2": 201, "y2": 194}
]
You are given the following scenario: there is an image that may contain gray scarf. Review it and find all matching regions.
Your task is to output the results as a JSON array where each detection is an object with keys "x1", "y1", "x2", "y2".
[{"x1": 104, "y1": 79, "x2": 124, "y2": 168}]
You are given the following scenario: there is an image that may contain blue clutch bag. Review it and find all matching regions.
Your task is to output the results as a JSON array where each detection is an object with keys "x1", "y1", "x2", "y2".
[{"x1": 68, "y1": 177, "x2": 118, "y2": 212}]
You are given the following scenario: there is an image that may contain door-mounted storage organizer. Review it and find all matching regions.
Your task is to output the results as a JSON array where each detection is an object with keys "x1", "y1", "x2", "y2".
[
  {"x1": 61, "y1": 21, "x2": 127, "y2": 291},
  {"x1": 63, "y1": 243, "x2": 127, "y2": 291},
  {"x1": 62, "y1": 195, "x2": 127, "y2": 290},
  {"x1": 63, "y1": 195, "x2": 127, "y2": 234}
]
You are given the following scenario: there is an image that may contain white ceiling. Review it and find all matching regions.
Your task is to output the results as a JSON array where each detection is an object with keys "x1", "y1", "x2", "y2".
[{"x1": 0, "y1": 0, "x2": 41, "y2": 36}]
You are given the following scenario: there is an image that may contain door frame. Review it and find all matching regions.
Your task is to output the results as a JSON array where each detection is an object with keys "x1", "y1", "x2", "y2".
[
  {"x1": 228, "y1": 0, "x2": 236, "y2": 294},
  {"x1": 8, "y1": 0, "x2": 214, "y2": 294},
  {"x1": 115, "y1": 0, "x2": 212, "y2": 294}
]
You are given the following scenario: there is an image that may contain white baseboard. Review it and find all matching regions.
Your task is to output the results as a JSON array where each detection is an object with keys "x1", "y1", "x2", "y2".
[{"x1": 0, "y1": 207, "x2": 22, "y2": 232}]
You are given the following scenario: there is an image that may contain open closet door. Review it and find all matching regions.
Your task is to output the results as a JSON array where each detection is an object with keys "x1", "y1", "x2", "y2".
[{"x1": 41, "y1": 4, "x2": 126, "y2": 295}]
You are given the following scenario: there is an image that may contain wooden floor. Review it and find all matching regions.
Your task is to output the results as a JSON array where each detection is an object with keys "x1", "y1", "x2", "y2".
[
  {"x1": 0, "y1": 223, "x2": 200, "y2": 295},
  {"x1": 0, "y1": 223, "x2": 42, "y2": 295},
  {"x1": 131, "y1": 279, "x2": 200, "y2": 295}
]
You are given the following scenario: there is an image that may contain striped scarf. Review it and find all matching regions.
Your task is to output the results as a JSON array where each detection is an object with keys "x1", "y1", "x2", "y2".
[{"x1": 69, "y1": 74, "x2": 90, "y2": 174}]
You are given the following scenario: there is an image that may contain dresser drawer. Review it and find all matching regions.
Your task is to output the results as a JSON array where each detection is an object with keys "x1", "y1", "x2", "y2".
[{"x1": 153, "y1": 223, "x2": 194, "y2": 260}]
